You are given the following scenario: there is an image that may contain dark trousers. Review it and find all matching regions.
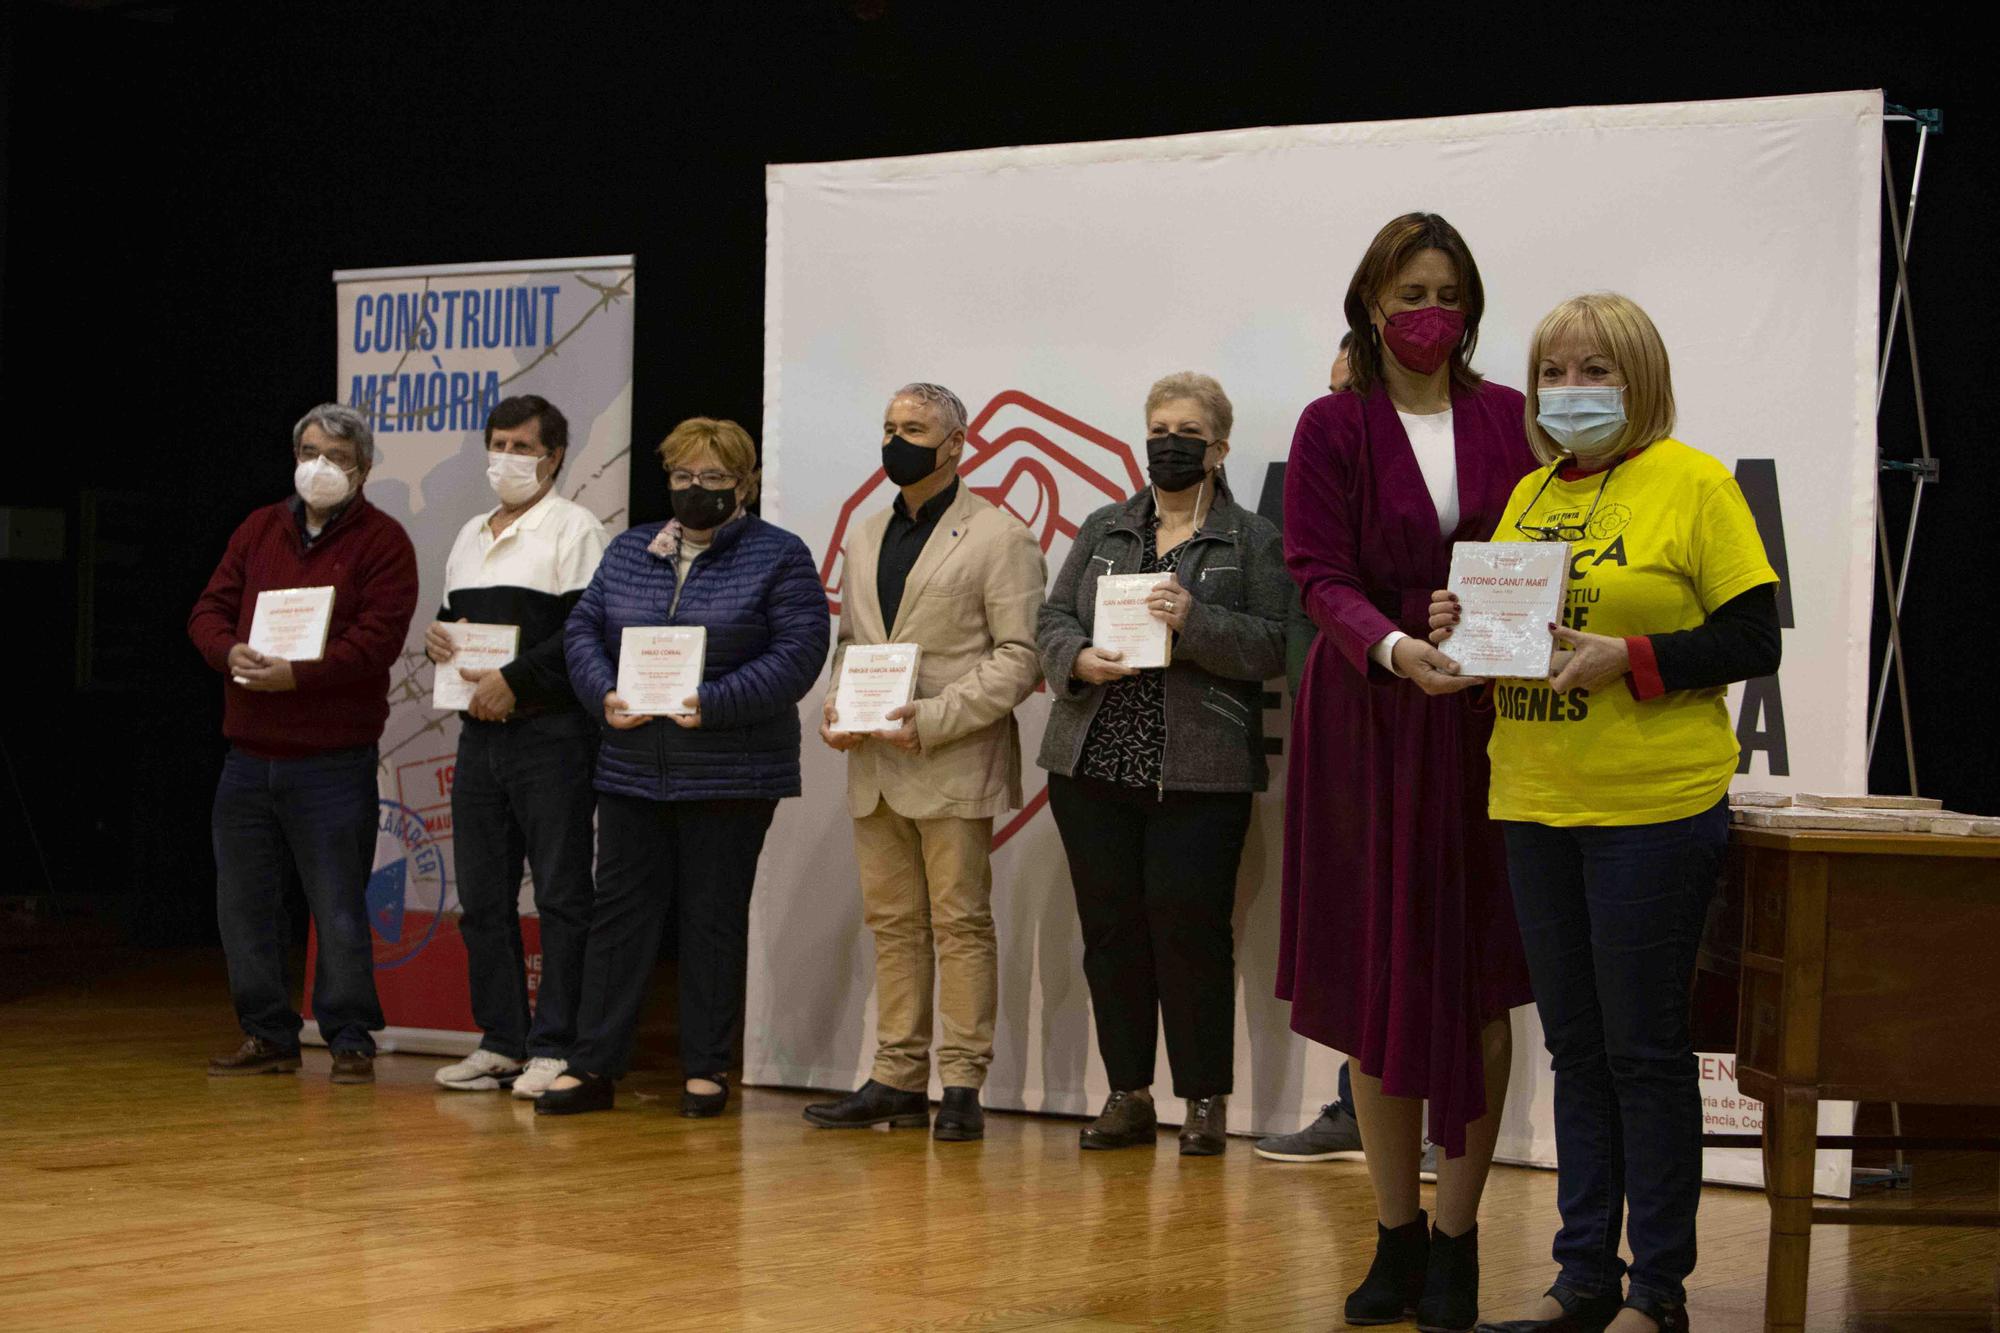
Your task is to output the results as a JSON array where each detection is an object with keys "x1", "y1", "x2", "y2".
[
  {"x1": 1047, "y1": 773, "x2": 1252, "y2": 1099},
  {"x1": 568, "y1": 792, "x2": 778, "y2": 1080},
  {"x1": 451, "y1": 712, "x2": 598, "y2": 1061},
  {"x1": 212, "y1": 745, "x2": 385, "y2": 1055},
  {"x1": 1502, "y1": 798, "x2": 1729, "y2": 1309}
]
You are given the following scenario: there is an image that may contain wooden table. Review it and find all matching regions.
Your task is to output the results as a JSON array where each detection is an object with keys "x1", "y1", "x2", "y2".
[{"x1": 1729, "y1": 825, "x2": 2000, "y2": 1331}]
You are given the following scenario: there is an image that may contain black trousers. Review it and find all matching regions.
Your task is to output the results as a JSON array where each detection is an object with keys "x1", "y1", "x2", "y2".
[
  {"x1": 568, "y1": 792, "x2": 778, "y2": 1080},
  {"x1": 1047, "y1": 772, "x2": 1252, "y2": 1099},
  {"x1": 451, "y1": 712, "x2": 599, "y2": 1061}
]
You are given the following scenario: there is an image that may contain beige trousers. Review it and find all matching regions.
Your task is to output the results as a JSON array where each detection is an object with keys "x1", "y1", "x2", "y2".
[{"x1": 852, "y1": 800, "x2": 997, "y2": 1091}]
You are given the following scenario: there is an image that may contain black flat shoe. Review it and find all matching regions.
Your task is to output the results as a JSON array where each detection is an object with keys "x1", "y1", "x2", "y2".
[
  {"x1": 1346, "y1": 1209, "x2": 1429, "y2": 1326},
  {"x1": 1416, "y1": 1223, "x2": 1478, "y2": 1333},
  {"x1": 681, "y1": 1074, "x2": 730, "y2": 1119},
  {"x1": 801, "y1": 1079, "x2": 929, "y2": 1129},
  {"x1": 933, "y1": 1086, "x2": 984, "y2": 1141},
  {"x1": 535, "y1": 1072, "x2": 613, "y2": 1116},
  {"x1": 1475, "y1": 1284, "x2": 1623, "y2": 1333}
]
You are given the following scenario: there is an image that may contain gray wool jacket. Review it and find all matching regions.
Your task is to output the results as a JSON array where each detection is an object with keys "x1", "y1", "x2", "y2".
[{"x1": 1036, "y1": 488, "x2": 1294, "y2": 793}]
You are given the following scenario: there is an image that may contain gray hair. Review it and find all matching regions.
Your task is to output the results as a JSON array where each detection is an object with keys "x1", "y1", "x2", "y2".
[
  {"x1": 1145, "y1": 371, "x2": 1234, "y2": 441},
  {"x1": 291, "y1": 403, "x2": 376, "y2": 468},
  {"x1": 892, "y1": 382, "x2": 969, "y2": 438}
]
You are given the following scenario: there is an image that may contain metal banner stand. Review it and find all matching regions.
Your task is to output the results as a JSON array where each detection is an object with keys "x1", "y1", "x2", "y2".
[
  {"x1": 1858, "y1": 103, "x2": 1943, "y2": 1193},
  {"x1": 1867, "y1": 105, "x2": 1942, "y2": 793}
]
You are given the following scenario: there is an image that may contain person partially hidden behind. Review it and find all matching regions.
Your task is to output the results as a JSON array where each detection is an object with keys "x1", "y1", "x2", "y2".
[
  {"x1": 808, "y1": 382, "x2": 1046, "y2": 1143},
  {"x1": 188, "y1": 403, "x2": 418, "y2": 1085},
  {"x1": 1256, "y1": 330, "x2": 1371, "y2": 1168}
]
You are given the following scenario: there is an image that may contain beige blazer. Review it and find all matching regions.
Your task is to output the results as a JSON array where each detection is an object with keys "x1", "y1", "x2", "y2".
[{"x1": 835, "y1": 485, "x2": 1047, "y2": 821}]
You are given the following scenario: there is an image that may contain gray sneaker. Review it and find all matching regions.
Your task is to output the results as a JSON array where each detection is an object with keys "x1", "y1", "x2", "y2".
[
  {"x1": 1254, "y1": 1102, "x2": 1365, "y2": 1162},
  {"x1": 1419, "y1": 1142, "x2": 1439, "y2": 1183}
]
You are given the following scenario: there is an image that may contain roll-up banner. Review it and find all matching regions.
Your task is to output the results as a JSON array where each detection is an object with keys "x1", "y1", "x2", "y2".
[
  {"x1": 304, "y1": 255, "x2": 635, "y2": 1055},
  {"x1": 752, "y1": 93, "x2": 1879, "y2": 1196}
]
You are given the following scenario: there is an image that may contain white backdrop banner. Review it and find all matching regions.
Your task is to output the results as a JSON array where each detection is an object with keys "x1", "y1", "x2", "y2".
[
  {"x1": 749, "y1": 94, "x2": 1878, "y2": 1191},
  {"x1": 306, "y1": 255, "x2": 634, "y2": 1053}
]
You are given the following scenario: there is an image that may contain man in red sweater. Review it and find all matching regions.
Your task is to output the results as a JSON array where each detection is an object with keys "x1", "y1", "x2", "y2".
[{"x1": 188, "y1": 403, "x2": 419, "y2": 1084}]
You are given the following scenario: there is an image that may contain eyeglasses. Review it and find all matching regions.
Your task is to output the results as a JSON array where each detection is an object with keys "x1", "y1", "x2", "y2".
[
  {"x1": 1512, "y1": 456, "x2": 1620, "y2": 543},
  {"x1": 294, "y1": 443, "x2": 358, "y2": 472},
  {"x1": 668, "y1": 469, "x2": 740, "y2": 490}
]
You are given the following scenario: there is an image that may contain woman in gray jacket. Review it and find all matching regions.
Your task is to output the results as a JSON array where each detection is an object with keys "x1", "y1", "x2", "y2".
[{"x1": 1037, "y1": 371, "x2": 1292, "y2": 1156}]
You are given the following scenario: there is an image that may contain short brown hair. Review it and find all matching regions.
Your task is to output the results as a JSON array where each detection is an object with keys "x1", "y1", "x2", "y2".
[
  {"x1": 656, "y1": 417, "x2": 762, "y2": 505},
  {"x1": 486, "y1": 395, "x2": 569, "y2": 473},
  {"x1": 1342, "y1": 212, "x2": 1486, "y2": 398},
  {"x1": 1523, "y1": 293, "x2": 1677, "y2": 466}
]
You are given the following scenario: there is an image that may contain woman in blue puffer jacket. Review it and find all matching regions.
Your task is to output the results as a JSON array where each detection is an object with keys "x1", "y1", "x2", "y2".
[{"x1": 539, "y1": 417, "x2": 830, "y2": 1118}]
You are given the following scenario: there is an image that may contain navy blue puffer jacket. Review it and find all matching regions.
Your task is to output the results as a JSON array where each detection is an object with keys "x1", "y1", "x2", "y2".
[{"x1": 564, "y1": 514, "x2": 831, "y2": 802}]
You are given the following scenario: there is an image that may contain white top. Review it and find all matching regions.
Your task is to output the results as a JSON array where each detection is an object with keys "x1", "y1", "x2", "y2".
[
  {"x1": 1372, "y1": 408, "x2": 1459, "y2": 676},
  {"x1": 1398, "y1": 408, "x2": 1459, "y2": 536},
  {"x1": 671, "y1": 535, "x2": 710, "y2": 616},
  {"x1": 443, "y1": 491, "x2": 608, "y2": 600}
]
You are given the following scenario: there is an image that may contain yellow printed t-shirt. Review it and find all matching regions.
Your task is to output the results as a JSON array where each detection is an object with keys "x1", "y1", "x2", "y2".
[{"x1": 1485, "y1": 439, "x2": 1777, "y2": 827}]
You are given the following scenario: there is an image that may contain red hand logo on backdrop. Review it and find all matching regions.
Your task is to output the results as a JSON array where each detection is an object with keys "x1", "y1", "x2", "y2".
[{"x1": 819, "y1": 390, "x2": 1144, "y2": 850}]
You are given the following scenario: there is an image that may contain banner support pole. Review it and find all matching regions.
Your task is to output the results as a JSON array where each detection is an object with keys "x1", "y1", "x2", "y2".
[{"x1": 1865, "y1": 109, "x2": 1940, "y2": 794}]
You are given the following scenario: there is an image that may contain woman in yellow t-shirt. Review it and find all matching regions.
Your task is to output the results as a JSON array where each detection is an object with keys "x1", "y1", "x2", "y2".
[{"x1": 1431, "y1": 294, "x2": 1779, "y2": 1333}]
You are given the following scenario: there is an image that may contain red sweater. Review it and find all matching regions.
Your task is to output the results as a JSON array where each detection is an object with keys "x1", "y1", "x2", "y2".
[{"x1": 188, "y1": 495, "x2": 419, "y2": 757}]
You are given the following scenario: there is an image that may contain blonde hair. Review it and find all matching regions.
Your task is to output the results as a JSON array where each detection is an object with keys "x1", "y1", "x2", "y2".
[
  {"x1": 657, "y1": 417, "x2": 762, "y2": 505},
  {"x1": 1524, "y1": 293, "x2": 1677, "y2": 465},
  {"x1": 1145, "y1": 371, "x2": 1234, "y2": 440}
]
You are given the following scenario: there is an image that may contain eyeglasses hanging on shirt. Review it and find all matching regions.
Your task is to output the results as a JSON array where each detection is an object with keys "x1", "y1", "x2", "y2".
[{"x1": 1513, "y1": 456, "x2": 1624, "y2": 544}]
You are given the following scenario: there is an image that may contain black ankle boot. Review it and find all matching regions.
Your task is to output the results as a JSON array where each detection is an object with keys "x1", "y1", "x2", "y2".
[
  {"x1": 934, "y1": 1086, "x2": 984, "y2": 1141},
  {"x1": 1416, "y1": 1222, "x2": 1478, "y2": 1332},
  {"x1": 1345, "y1": 1208, "x2": 1429, "y2": 1326}
]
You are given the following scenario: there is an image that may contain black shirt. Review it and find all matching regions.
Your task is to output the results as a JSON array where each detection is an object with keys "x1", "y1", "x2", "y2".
[
  {"x1": 877, "y1": 479, "x2": 958, "y2": 631},
  {"x1": 287, "y1": 494, "x2": 353, "y2": 550},
  {"x1": 1079, "y1": 534, "x2": 1189, "y2": 790}
]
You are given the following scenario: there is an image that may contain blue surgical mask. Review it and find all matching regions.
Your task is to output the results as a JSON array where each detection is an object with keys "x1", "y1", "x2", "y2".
[{"x1": 1537, "y1": 385, "x2": 1627, "y2": 456}]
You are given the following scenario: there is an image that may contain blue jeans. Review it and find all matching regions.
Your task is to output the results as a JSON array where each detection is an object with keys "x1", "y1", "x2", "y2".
[
  {"x1": 213, "y1": 745, "x2": 385, "y2": 1055},
  {"x1": 1502, "y1": 798, "x2": 1728, "y2": 1310},
  {"x1": 451, "y1": 712, "x2": 598, "y2": 1060}
]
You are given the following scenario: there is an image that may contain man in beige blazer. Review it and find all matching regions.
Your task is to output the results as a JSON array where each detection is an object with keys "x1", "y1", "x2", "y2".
[{"x1": 805, "y1": 382, "x2": 1046, "y2": 1143}]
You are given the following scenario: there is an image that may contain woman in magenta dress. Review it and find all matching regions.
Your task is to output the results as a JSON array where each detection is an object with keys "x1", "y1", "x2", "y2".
[{"x1": 1279, "y1": 212, "x2": 1537, "y2": 1333}]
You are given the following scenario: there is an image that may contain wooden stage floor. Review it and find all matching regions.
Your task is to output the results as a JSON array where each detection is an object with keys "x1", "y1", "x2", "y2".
[{"x1": 2, "y1": 951, "x2": 1994, "y2": 1331}]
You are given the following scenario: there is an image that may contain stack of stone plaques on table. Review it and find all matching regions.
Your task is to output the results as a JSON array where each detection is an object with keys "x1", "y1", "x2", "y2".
[{"x1": 1729, "y1": 792, "x2": 2000, "y2": 836}]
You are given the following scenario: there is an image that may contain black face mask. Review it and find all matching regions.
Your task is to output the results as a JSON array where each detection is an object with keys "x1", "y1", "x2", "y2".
[
  {"x1": 882, "y1": 433, "x2": 949, "y2": 487},
  {"x1": 670, "y1": 482, "x2": 739, "y2": 531},
  {"x1": 1146, "y1": 433, "x2": 1211, "y2": 493}
]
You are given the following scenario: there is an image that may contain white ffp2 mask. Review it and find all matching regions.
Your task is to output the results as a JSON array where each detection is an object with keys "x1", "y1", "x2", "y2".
[{"x1": 293, "y1": 456, "x2": 354, "y2": 509}]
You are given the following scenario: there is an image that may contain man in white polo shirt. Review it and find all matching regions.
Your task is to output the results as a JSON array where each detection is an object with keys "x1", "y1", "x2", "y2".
[{"x1": 426, "y1": 395, "x2": 609, "y2": 1098}]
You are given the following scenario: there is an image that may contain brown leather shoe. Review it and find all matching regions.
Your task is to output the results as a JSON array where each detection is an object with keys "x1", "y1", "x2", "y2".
[
  {"x1": 208, "y1": 1036, "x2": 301, "y2": 1077},
  {"x1": 329, "y1": 1050, "x2": 375, "y2": 1084},
  {"x1": 1080, "y1": 1090, "x2": 1158, "y2": 1150},
  {"x1": 1179, "y1": 1094, "x2": 1228, "y2": 1156}
]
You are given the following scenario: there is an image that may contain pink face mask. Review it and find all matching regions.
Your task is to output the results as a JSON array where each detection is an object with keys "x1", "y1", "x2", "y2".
[{"x1": 1380, "y1": 305, "x2": 1467, "y2": 375}]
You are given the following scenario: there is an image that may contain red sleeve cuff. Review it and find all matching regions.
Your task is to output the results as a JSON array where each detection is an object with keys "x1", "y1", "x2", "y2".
[{"x1": 1625, "y1": 635, "x2": 1665, "y2": 701}]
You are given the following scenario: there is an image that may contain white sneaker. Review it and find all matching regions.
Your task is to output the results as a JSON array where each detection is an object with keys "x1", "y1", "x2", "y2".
[
  {"x1": 510, "y1": 1056, "x2": 568, "y2": 1099},
  {"x1": 435, "y1": 1048, "x2": 523, "y2": 1091}
]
